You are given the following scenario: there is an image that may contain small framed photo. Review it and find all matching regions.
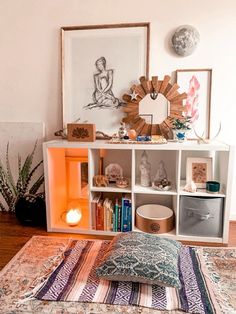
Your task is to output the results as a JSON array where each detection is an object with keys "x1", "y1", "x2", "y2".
[{"x1": 186, "y1": 157, "x2": 213, "y2": 188}]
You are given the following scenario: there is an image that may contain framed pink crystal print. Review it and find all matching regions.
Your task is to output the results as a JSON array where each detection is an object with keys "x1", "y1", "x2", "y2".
[{"x1": 176, "y1": 69, "x2": 212, "y2": 139}]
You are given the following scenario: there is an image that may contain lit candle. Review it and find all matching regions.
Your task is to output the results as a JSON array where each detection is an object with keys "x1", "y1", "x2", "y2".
[{"x1": 66, "y1": 208, "x2": 82, "y2": 226}]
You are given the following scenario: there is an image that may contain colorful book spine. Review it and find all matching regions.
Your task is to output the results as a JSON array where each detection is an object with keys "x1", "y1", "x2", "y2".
[
  {"x1": 104, "y1": 198, "x2": 113, "y2": 231},
  {"x1": 113, "y1": 199, "x2": 119, "y2": 232},
  {"x1": 121, "y1": 195, "x2": 132, "y2": 232},
  {"x1": 127, "y1": 200, "x2": 132, "y2": 231},
  {"x1": 121, "y1": 198, "x2": 130, "y2": 232},
  {"x1": 91, "y1": 195, "x2": 100, "y2": 230},
  {"x1": 117, "y1": 204, "x2": 122, "y2": 232},
  {"x1": 96, "y1": 200, "x2": 104, "y2": 230}
]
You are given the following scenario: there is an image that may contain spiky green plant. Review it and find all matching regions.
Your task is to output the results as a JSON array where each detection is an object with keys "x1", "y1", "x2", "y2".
[{"x1": 0, "y1": 142, "x2": 44, "y2": 212}]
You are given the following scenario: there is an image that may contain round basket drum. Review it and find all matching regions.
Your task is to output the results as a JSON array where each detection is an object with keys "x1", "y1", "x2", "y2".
[{"x1": 136, "y1": 204, "x2": 174, "y2": 234}]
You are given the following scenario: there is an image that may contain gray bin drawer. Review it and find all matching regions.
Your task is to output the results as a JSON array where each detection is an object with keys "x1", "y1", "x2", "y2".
[{"x1": 179, "y1": 196, "x2": 223, "y2": 237}]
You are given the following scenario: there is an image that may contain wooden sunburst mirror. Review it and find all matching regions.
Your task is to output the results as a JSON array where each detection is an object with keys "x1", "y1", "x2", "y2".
[{"x1": 122, "y1": 75, "x2": 187, "y2": 139}]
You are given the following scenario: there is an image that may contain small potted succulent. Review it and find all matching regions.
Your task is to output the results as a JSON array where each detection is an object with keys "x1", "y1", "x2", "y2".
[{"x1": 172, "y1": 117, "x2": 192, "y2": 142}]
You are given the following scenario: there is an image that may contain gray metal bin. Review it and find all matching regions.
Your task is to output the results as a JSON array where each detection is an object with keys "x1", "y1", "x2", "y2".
[{"x1": 179, "y1": 196, "x2": 223, "y2": 237}]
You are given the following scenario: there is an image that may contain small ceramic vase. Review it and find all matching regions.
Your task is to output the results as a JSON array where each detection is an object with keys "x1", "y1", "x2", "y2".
[{"x1": 173, "y1": 129, "x2": 189, "y2": 142}]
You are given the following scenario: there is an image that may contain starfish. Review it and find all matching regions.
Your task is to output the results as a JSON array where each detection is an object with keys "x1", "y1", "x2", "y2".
[{"x1": 129, "y1": 90, "x2": 139, "y2": 101}]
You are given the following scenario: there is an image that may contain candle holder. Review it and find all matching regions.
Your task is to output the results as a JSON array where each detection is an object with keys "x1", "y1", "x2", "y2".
[{"x1": 116, "y1": 177, "x2": 129, "y2": 188}]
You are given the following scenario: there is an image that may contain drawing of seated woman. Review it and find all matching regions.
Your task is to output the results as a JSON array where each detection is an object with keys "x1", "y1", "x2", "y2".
[{"x1": 85, "y1": 57, "x2": 122, "y2": 109}]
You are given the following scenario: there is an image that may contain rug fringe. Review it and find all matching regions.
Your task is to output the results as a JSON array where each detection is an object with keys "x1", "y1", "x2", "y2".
[{"x1": 17, "y1": 239, "x2": 72, "y2": 305}]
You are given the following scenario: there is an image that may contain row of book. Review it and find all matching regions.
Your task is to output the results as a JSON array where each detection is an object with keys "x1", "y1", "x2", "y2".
[{"x1": 91, "y1": 194, "x2": 132, "y2": 232}]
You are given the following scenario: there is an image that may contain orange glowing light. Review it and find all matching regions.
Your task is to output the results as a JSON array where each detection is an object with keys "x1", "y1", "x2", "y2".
[{"x1": 66, "y1": 208, "x2": 82, "y2": 226}]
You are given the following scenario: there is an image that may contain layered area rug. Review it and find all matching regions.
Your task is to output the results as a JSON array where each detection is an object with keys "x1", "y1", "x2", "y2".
[{"x1": 0, "y1": 236, "x2": 235, "y2": 314}]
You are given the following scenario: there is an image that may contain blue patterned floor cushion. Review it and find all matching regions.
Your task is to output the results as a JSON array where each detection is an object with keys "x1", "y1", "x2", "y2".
[{"x1": 96, "y1": 232, "x2": 182, "y2": 288}]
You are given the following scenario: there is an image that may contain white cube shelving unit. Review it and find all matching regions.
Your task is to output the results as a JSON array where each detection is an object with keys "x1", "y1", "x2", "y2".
[{"x1": 43, "y1": 139, "x2": 233, "y2": 244}]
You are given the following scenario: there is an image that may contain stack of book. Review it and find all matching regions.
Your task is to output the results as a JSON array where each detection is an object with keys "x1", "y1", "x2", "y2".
[{"x1": 91, "y1": 195, "x2": 132, "y2": 232}]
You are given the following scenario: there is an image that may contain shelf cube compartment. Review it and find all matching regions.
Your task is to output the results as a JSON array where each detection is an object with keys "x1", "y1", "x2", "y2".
[{"x1": 179, "y1": 196, "x2": 224, "y2": 237}]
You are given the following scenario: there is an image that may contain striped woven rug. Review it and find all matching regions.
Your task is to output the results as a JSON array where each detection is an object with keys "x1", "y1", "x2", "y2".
[{"x1": 35, "y1": 239, "x2": 217, "y2": 314}]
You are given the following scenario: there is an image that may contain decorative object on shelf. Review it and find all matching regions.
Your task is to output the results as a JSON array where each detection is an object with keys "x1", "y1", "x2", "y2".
[
  {"x1": 172, "y1": 117, "x2": 191, "y2": 142},
  {"x1": 186, "y1": 157, "x2": 213, "y2": 188},
  {"x1": 93, "y1": 149, "x2": 109, "y2": 187},
  {"x1": 139, "y1": 151, "x2": 151, "y2": 187},
  {"x1": 54, "y1": 128, "x2": 67, "y2": 139},
  {"x1": 96, "y1": 131, "x2": 112, "y2": 140},
  {"x1": 122, "y1": 75, "x2": 187, "y2": 139},
  {"x1": 62, "y1": 23, "x2": 149, "y2": 136},
  {"x1": 93, "y1": 175, "x2": 109, "y2": 187},
  {"x1": 65, "y1": 208, "x2": 82, "y2": 226},
  {"x1": 152, "y1": 160, "x2": 171, "y2": 191},
  {"x1": 118, "y1": 122, "x2": 127, "y2": 139},
  {"x1": 151, "y1": 135, "x2": 167, "y2": 143},
  {"x1": 183, "y1": 180, "x2": 197, "y2": 193},
  {"x1": 137, "y1": 135, "x2": 151, "y2": 141},
  {"x1": 0, "y1": 142, "x2": 44, "y2": 216},
  {"x1": 107, "y1": 137, "x2": 167, "y2": 144},
  {"x1": 105, "y1": 163, "x2": 123, "y2": 183},
  {"x1": 136, "y1": 204, "x2": 174, "y2": 234},
  {"x1": 116, "y1": 177, "x2": 129, "y2": 188},
  {"x1": 67, "y1": 123, "x2": 96, "y2": 142},
  {"x1": 176, "y1": 69, "x2": 212, "y2": 140},
  {"x1": 54, "y1": 117, "x2": 84, "y2": 139},
  {"x1": 171, "y1": 25, "x2": 200, "y2": 56},
  {"x1": 193, "y1": 123, "x2": 221, "y2": 144},
  {"x1": 154, "y1": 160, "x2": 167, "y2": 181},
  {"x1": 206, "y1": 181, "x2": 220, "y2": 194},
  {"x1": 127, "y1": 129, "x2": 137, "y2": 140},
  {"x1": 152, "y1": 179, "x2": 172, "y2": 191}
]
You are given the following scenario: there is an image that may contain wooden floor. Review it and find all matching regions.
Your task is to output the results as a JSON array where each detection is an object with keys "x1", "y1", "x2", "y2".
[{"x1": 0, "y1": 212, "x2": 236, "y2": 271}]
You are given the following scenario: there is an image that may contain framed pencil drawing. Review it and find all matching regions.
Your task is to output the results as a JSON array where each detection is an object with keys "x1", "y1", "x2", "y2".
[
  {"x1": 176, "y1": 69, "x2": 212, "y2": 140},
  {"x1": 62, "y1": 23, "x2": 150, "y2": 135},
  {"x1": 186, "y1": 157, "x2": 213, "y2": 188}
]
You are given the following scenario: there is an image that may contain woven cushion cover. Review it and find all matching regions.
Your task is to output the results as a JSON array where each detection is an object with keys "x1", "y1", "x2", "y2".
[{"x1": 96, "y1": 232, "x2": 182, "y2": 288}]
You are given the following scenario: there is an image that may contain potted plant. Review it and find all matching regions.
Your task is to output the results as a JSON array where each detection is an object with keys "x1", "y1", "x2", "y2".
[
  {"x1": 172, "y1": 117, "x2": 192, "y2": 142},
  {"x1": 0, "y1": 142, "x2": 46, "y2": 226}
]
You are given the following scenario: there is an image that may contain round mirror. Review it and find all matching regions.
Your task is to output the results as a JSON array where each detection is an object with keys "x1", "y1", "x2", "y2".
[
  {"x1": 122, "y1": 75, "x2": 187, "y2": 139},
  {"x1": 139, "y1": 94, "x2": 170, "y2": 125}
]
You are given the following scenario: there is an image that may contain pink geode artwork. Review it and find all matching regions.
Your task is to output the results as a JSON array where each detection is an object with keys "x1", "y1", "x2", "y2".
[{"x1": 184, "y1": 75, "x2": 200, "y2": 123}]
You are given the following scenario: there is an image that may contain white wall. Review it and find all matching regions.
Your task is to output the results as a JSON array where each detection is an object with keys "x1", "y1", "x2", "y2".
[{"x1": 0, "y1": 0, "x2": 236, "y2": 218}]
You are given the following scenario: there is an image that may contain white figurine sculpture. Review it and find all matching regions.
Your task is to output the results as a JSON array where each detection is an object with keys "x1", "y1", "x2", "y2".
[
  {"x1": 154, "y1": 161, "x2": 167, "y2": 182},
  {"x1": 153, "y1": 160, "x2": 171, "y2": 190},
  {"x1": 139, "y1": 151, "x2": 151, "y2": 187},
  {"x1": 183, "y1": 180, "x2": 197, "y2": 193}
]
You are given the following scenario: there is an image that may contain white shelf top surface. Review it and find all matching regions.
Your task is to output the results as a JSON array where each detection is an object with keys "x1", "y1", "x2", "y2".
[
  {"x1": 179, "y1": 181, "x2": 226, "y2": 197},
  {"x1": 91, "y1": 183, "x2": 131, "y2": 193},
  {"x1": 134, "y1": 184, "x2": 177, "y2": 195},
  {"x1": 44, "y1": 139, "x2": 230, "y2": 151}
]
